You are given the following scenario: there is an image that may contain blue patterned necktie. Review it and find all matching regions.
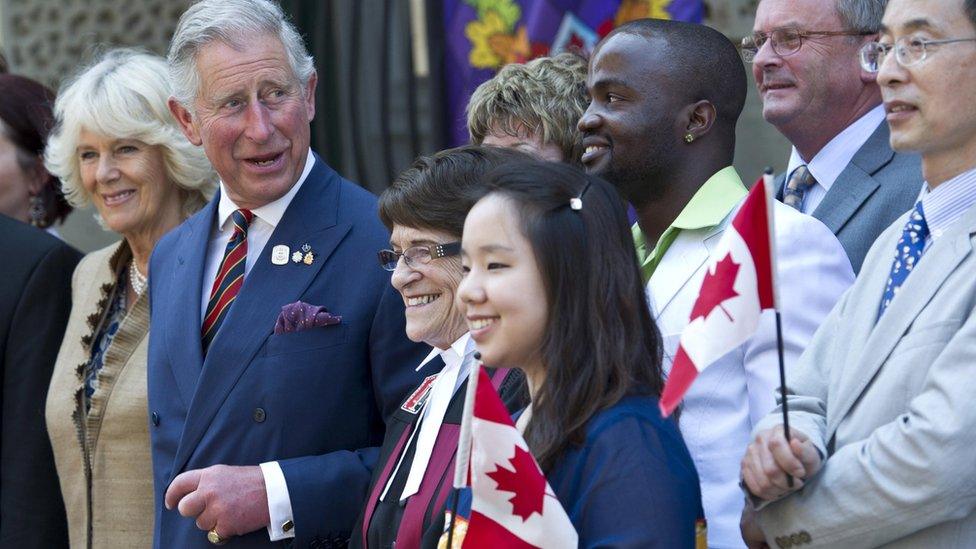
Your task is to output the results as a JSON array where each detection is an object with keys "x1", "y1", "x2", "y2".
[
  {"x1": 879, "y1": 201, "x2": 929, "y2": 318},
  {"x1": 783, "y1": 165, "x2": 817, "y2": 211}
]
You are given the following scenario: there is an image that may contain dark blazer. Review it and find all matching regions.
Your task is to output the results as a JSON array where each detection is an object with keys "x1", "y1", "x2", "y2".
[
  {"x1": 776, "y1": 122, "x2": 922, "y2": 273},
  {"x1": 147, "y1": 156, "x2": 428, "y2": 548},
  {"x1": 354, "y1": 366, "x2": 527, "y2": 549},
  {"x1": 0, "y1": 215, "x2": 80, "y2": 548}
]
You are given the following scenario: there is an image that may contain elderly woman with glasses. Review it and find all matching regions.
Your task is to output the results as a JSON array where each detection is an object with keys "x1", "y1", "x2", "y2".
[
  {"x1": 352, "y1": 146, "x2": 529, "y2": 549},
  {"x1": 42, "y1": 48, "x2": 217, "y2": 548}
]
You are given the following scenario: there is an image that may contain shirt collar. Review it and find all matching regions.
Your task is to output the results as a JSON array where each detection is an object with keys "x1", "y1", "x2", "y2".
[
  {"x1": 415, "y1": 332, "x2": 474, "y2": 372},
  {"x1": 215, "y1": 148, "x2": 316, "y2": 230},
  {"x1": 920, "y1": 166, "x2": 976, "y2": 241},
  {"x1": 786, "y1": 105, "x2": 885, "y2": 192},
  {"x1": 633, "y1": 166, "x2": 748, "y2": 259}
]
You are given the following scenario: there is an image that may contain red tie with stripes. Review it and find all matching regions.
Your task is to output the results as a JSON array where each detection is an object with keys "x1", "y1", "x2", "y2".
[{"x1": 202, "y1": 208, "x2": 253, "y2": 354}]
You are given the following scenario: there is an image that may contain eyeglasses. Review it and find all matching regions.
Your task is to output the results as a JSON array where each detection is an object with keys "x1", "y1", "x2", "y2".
[
  {"x1": 741, "y1": 28, "x2": 873, "y2": 63},
  {"x1": 859, "y1": 36, "x2": 976, "y2": 72},
  {"x1": 377, "y1": 242, "x2": 461, "y2": 271}
]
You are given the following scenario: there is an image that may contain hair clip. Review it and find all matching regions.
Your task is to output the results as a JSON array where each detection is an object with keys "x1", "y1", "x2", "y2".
[{"x1": 569, "y1": 181, "x2": 591, "y2": 211}]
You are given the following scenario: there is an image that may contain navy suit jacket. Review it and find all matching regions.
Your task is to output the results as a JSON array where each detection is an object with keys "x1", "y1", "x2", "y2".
[
  {"x1": 147, "y1": 156, "x2": 428, "y2": 548},
  {"x1": 776, "y1": 122, "x2": 922, "y2": 273}
]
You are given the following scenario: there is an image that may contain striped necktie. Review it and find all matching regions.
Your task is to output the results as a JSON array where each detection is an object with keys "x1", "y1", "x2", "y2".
[
  {"x1": 783, "y1": 165, "x2": 817, "y2": 211},
  {"x1": 202, "y1": 208, "x2": 253, "y2": 353}
]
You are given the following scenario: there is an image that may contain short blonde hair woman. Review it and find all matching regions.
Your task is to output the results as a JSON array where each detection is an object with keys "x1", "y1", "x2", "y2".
[
  {"x1": 466, "y1": 52, "x2": 588, "y2": 164},
  {"x1": 44, "y1": 48, "x2": 217, "y2": 549}
]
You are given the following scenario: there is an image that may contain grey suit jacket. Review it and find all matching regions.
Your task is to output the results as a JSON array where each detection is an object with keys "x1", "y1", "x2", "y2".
[
  {"x1": 777, "y1": 122, "x2": 922, "y2": 274},
  {"x1": 752, "y1": 199, "x2": 976, "y2": 548}
]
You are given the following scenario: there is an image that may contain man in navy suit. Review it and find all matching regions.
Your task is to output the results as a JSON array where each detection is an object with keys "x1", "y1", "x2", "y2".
[{"x1": 149, "y1": 0, "x2": 427, "y2": 547}]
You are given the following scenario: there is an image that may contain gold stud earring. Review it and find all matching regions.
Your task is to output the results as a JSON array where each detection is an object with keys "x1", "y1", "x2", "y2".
[{"x1": 684, "y1": 133, "x2": 695, "y2": 144}]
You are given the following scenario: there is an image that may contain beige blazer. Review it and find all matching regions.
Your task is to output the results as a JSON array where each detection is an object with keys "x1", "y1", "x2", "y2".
[
  {"x1": 46, "y1": 241, "x2": 153, "y2": 549},
  {"x1": 753, "y1": 200, "x2": 976, "y2": 547}
]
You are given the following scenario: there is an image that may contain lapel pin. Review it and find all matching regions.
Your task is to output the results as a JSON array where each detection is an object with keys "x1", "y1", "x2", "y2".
[
  {"x1": 301, "y1": 243, "x2": 315, "y2": 265},
  {"x1": 271, "y1": 245, "x2": 290, "y2": 266},
  {"x1": 291, "y1": 250, "x2": 304, "y2": 263}
]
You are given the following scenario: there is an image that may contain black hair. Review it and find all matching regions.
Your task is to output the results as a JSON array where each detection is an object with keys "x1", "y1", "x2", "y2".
[{"x1": 608, "y1": 18, "x2": 748, "y2": 131}]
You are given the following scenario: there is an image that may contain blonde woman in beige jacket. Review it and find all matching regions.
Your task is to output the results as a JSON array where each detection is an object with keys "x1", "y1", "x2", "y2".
[{"x1": 44, "y1": 49, "x2": 216, "y2": 549}]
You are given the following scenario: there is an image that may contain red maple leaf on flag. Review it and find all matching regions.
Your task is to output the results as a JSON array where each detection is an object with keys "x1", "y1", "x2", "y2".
[
  {"x1": 689, "y1": 253, "x2": 741, "y2": 322},
  {"x1": 486, "y1": 445, "x2": 546, "y2": 522}
]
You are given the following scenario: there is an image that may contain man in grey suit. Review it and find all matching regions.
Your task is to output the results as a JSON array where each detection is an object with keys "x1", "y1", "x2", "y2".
[
  {"x1": 740, "y1": 0, "x2": 976, "y2": 546},
  {"x1": 747, "y1": 0, "x2": 921, "y2": 273}
]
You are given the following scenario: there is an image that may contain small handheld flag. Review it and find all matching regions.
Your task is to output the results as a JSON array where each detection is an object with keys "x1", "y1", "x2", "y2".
[
  {"x1": 449, "y1": 365, "x2": 578, "y2": 548},
  {"x1": 659, "y1": 171, "x2": 780, "y2": 417}
]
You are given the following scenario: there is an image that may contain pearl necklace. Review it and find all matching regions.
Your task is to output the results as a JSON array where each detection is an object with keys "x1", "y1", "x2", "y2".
[{"x1": 129, "y1": 261, "x2": 147, "y2": 297}]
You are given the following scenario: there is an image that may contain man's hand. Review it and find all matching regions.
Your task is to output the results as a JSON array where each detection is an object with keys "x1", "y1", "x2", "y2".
[
  {"x1": 740, "y1": 504, "x2": 770, "y2": 549},
  {"x1": 741, "y1": 425, "x2": 822, "y2": 501},
  {"x1": 165, "y1": 464, "x2": 270, "y2": 540}
]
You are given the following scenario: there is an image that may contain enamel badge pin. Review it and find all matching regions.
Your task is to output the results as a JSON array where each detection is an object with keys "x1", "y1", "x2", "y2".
[
  {"x1": 271, "y1": 245, "x2": 290, "y2": 265},
  {"x1": 401, "y1": 374, "x2": 438, "y2": 414},
  {"x1": 292, "y1": 243, "x2": 315, "y2": 265}
]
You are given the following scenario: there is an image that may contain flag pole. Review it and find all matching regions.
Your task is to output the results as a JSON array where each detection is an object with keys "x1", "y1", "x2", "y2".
[
  {"x1": 763, "y1": 167, "x2": 793, "y2": 488},
  {"x1": 447, "y1": 351, "x2": 482, "y2": 547},
  {"x1": 447, "y1": 488, "x2": 460, "y2": 548},
  {"x1": 774, "y1": 311, "x2": 793, "y2": 488}
]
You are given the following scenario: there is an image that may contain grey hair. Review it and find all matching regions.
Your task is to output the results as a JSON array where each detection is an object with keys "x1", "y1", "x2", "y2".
[
  {"x1": 45, "y1": 48, "x2": 217, "y2": 220},
  {"x1": 835, "y1": 0, "x2": 887, "y2": 33},
  {"x1": 167, "y1": 0, "x2": 315, "y2": 107}
]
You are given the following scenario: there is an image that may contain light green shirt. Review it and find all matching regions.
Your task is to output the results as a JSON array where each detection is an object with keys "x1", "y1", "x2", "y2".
[{"x1": 633, "y1": 166, "x2": 749, "y2": 283}]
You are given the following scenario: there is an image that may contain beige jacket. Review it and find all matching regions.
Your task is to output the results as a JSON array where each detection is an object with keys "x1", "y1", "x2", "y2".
[{"x1": 46, "y1": 241, "x2": 153, "y2": 549}]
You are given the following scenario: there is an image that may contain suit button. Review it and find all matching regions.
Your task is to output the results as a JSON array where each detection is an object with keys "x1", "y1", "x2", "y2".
[
  {"x1": 309, "y1": 537, "x2": 324, "y2": 549},
  {"x1": 253, "y1": 408, "x2": 266, "y2": 423},
  {"x1": 151, "y1": 412, "x2": 160, "y2": 426}
]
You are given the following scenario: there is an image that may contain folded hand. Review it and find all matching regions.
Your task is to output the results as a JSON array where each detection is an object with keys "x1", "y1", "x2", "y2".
[
  {"x1": 165, "y1": 464, "x2": 270, "y2": 541},
  {"x1": 741, "y1": 425, "x2": 821, "y2": 501}
]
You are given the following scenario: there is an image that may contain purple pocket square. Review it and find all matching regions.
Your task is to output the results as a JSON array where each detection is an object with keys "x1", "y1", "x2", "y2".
[{"x1": 274, "y1": 301, "x2": 342, "y2": 335}]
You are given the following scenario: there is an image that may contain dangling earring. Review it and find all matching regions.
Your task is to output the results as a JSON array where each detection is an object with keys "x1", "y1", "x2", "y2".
[
  {"x1": 684, "y1": 133, "x2": 695, "y2": 144},
  {"x1": 28, "y1": 194, "x2": 46, "y2": 227}
]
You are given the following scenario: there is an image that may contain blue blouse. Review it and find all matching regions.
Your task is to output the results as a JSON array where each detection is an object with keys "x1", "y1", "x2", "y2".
[
  {"x1": 442, "y1": 395, "x2": 704, "y2": 548},
  {"x1": 546, "y1": 395, "x2": 703, "y2": 547}
]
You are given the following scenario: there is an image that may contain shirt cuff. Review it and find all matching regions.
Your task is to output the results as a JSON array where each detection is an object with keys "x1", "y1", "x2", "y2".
[{"x1": 260, "y1": 461, "x2": 296, "y2": 540}]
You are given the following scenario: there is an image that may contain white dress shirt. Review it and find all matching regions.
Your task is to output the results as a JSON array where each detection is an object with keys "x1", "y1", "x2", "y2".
[
  {"x1": 651, "y1": 200, "x2": 854, "y2": 548},
  {"x1": 381, "y1": 333, "x2": 475, "y2": 502},
  {"x1": 786, "y1": 105, "x2": 886, "y2": 214},
  {"x1": 200, "y1": 149, "x2": 315, "y2": 541}
]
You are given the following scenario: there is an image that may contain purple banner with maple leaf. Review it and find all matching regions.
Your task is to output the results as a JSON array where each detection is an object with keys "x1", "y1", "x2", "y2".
[{"x1": 438, "y1": 0, "x2": 704, "y2": 146}]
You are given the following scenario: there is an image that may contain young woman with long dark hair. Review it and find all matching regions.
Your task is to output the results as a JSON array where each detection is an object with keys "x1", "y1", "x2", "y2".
[{"x1": 456, "y1": 159, "x2": 704, "y2": 547}]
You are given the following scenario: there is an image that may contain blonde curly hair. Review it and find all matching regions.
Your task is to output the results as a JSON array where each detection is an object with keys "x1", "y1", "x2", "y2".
[{"x1": 467, "y1": 52, "x2": 588, "y2": 165}]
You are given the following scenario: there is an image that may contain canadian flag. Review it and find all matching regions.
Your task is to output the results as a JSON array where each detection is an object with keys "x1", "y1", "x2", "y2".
[
  {"x1": 453, "y1": 367, "x2": 578, "y2": 548},
  {"x1": 659, "y1": 175, "x2": 779, "y2": 417}
]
